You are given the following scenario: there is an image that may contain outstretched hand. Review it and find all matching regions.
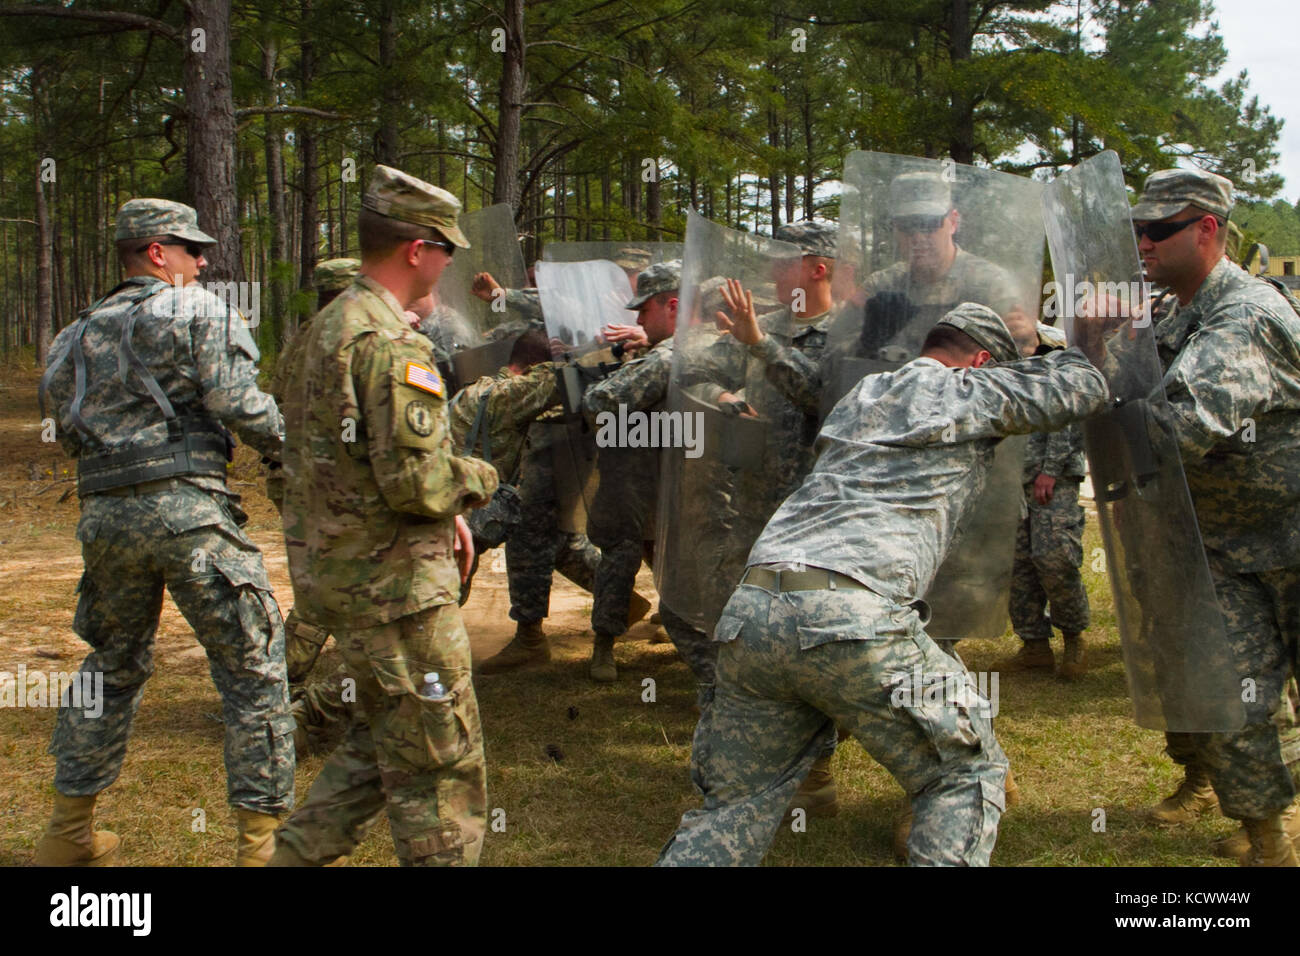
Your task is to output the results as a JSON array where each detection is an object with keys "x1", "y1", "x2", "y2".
[{"x1": 715, "y1": 278, "x2": 761, "y2": 346}]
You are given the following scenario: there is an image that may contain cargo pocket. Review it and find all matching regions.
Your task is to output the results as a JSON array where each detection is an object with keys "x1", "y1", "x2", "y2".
[
  {"x1": 885, "y1": 665, "x2": 986, "y2": 769},
  {"x1": 370, "y1": 658, "x2": 473, "y2": 772},
  {"x1": 713, "y1": 614, "x2": 745, "y2": 644}
]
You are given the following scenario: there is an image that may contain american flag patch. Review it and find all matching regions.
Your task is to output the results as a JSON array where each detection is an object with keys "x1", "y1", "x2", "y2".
[{"x1": 404, "y1": 362, "x2": 445, "y2": 397}]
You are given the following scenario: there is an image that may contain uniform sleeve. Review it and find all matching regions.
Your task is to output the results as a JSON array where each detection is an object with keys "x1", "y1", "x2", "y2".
[
  {"x1": 354, "y1": 335, "x2": 498, "y2": 518},
  {"x1": 42, "y1": 325, "x2": 83, "y2": 458},
  {"x1": 951, "y1": 348, "x2": 1110, "y2": 441},
  {"x1": 583, "y1": 350, "x2": 671, "y2": 423},
  {"x1": 487, "y1": 362, "x2": 563, "y2": 431},
  {"x1": 677, "y1": 334, "x2": 748, "y2": 400},
  {"x1": 1039, "y1": 423, "x2": 1080, "y2": 478},
  {"x1": 188, "y1": 293, "x2": 285, "y2": 459},
  {"x1": 750, "y1": 334, "x2": 823, "y2": 415}
]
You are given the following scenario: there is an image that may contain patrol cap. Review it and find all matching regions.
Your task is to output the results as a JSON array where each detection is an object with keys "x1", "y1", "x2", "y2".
[
  {"x1": 628, "y1": 259, "x2": 682, "y2": 309},
  {"x1": 362, "y1": 165, "x2": 470, "y2": 248},
  {"x1": 934, "y1": 302, "x2": 1020, "y2": 364},
  {"x1": 890, "y1": 172, "x2": 952, "y2": 218},
  {"x1": 774, "y1": 220, "x2": 837, "y2": 258},
  {"x1": 1130, "y1": 168, "x2": 1234, "y2": 222},
  {"x1": 1035, "y1": 321, "x2": 1067, "y2": 350},
  {"x1": 614, "y1": 247, "x2": 653, "y2": 271},
  {"x1": 312, "y1": 257, "x2": 361, "y2": 292},
  {"x1": 115, "y1": 198, "x2": 216, "y2": 245}
]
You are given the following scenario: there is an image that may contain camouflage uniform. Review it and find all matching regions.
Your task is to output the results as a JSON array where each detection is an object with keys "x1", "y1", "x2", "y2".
[
  {"x1": 272, "y1": 166, "x2": 498, "y2": 866},
  {"x1": 1124, "y1": 256, "x2": 1300, "y2": 820},
  {"x1": 657, "y1": 307, "x2": 1109, "y2": 866},
  {"x1": 40, "y1": 199, "x2": 293, "y2": 815},
  {"x1": 1008, "y1": 422, "x2": 1089, "y2": 643}
]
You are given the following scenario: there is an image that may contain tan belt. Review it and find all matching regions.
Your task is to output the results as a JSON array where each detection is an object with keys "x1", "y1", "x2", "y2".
[
  {"x1": 741, "y1": 565, "x2": 870, "y2": 593},
  {"x1": 94, "y1": 478, "x2": 181, "y2": 497}
]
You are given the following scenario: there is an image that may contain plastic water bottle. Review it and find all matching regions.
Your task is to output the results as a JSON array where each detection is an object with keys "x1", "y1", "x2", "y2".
[{"x1": 419, "y1": 672, "x2": 449, "y2": 701}]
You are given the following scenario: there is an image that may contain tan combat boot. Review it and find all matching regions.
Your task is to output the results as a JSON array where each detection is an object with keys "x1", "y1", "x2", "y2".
[
  {"x1": 34, "y1": 793, "x2": 120, "y2": 866},
  {"x1": 477, "y1": 621, "x2": 550, "y2": 675},
  {"x1": 1005, "y1": 640, "x2": 1054, "y2": 672},
  {"x1": 1216, "y1": 800, "x2": 1300, "y2": 861},
  {"x1": 1005, "y1": 767, "x2": 1022, "y2": 808},
  {"x1": 1149, "y1": 765, "x2": 1219, "y2": 825},
  {"x1": 590, "y1": 632, "x2": 618, "y2": 682},
  {"x1": 787, "y1": 755, "x2": 839, "y2": 820},
  {"x1": 1059, "y1": 631, "x2": 1087, "y2": 680},
  {"x1": 235, "y1": 810, "x2": 282, "y2": 866},
  {"x1": 1241, "y1": 812, "x2": 1300, "y2": 866}
]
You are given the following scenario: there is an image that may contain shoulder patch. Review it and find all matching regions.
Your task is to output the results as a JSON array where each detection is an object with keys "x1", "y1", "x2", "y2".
[
  {"x1": 404, "y1": 362, "x2": 445, "y2": 398},
  {"x1": 405, "y1": 400, "x2": 435, "y2": 436}
]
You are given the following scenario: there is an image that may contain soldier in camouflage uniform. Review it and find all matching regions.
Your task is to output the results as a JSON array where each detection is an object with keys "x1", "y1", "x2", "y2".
[
  {"x1": 1078, "y1": 168, "x2": 1300, "y2": 865},
  {"x1": 268, "y1": 166, "x2": 498, "y2": 867},
  {"x1": 35, "y1": 199, "x2": 293, "y2": 866},
  {"x1": 656, "y1": 304, "x2": 1108, "y2": 866},
  {"x1": 582, "y1": 260, "x2": 713, "y2": 685},
  {"x1": 1005, "y1": 393, "x2": 1090, "y2": 678},
  {"x1": 267, "y1": 258, "x2": 360, "y2": 757}
]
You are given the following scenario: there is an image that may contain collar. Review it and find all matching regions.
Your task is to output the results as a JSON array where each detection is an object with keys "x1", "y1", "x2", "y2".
[{"x1": 354, "y1": 274, "x2": 410, "y2": 321}]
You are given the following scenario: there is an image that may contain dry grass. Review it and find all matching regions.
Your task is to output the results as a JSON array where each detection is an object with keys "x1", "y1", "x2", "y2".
[{"x1": 0, "y1": 363, "x2": 1238, "y2": 866}]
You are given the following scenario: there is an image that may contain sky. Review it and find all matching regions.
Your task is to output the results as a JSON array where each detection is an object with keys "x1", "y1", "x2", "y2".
[{"x1": 1212, "y1": 0, "x2": 1300, "y2": 203}]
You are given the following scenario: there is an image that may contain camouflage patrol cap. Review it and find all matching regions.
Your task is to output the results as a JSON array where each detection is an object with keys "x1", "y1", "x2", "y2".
[
  {"x1": 1226, "y1": 220, "x2": 1243, "y2": 261},
  {"x1": 934, "y1": 302, "x2": 1019, "y2": 364},
  {"x1": 774, "y1": 220, "x2": 837, "y2": 258},
  {"x1": 1035, "y1": 321, "x2": 1067, "y2": 350},
  {"x1": 1130, "y1": 168, "x2": 1234, "y2": 222},
  {"x1": 114, "y1": 198, "x2": 216, "y2": 245},
  {"x1": 614, "y1": 247, "x2": 653, "y2": 271},
  {"x1": 362, "y1": 165, "x2": 470, "y2": 248},
  {"x1": 890, "y1": 172, "x2": 952, "y2": 218},
  {"x1": 312, "y1": 257, "x2": 360, "y2": 292},
  {"x1": 628, "y1": 259, "x2": 682, "y2": 309}
]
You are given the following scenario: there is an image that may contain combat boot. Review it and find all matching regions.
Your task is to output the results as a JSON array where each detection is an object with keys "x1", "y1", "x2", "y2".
[
  {"x1": 1149, "y1": 765, "x2": 1218, "y2": 825},
  {"x1": 590, "y1": 632, "x2": 618, "y2": 682},
  {"x1": 34, "y1": 792, "x2": 119, "y2": 866},
  {"x1": 1005, "y1": 767, "x2": 1021, "y2": 808},
  {"x1": 1241, "y1": 812, "x2": 1300, "y2": 867},
  {"x1": 1059, "y1": 631, "x2": 1087, "y2": 679},
  {"x1": 1216, "y1": 801, "x2": 1300, "y2": 861},
  {"x1": 235, "y1": 810, "x2": 282, "y2": 866},
  {"x1": 477, "y1": 621, "x2": 550, "y2": 675},
  {"x1": 1005, "y1": 639, "x2": 1054, "y2": 672},
  {"x1": 786, "y1": 755, "x2": 839, "y2": 819}
]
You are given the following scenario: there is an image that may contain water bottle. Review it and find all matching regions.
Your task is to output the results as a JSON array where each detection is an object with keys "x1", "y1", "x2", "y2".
[{"x1": 419, "y1": 671, "x2": 449, "y2": 701}]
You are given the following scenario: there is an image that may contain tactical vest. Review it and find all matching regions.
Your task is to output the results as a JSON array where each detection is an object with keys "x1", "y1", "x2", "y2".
[{"x1": 39, "y1": 280, "x2": 234, "y2": 496}]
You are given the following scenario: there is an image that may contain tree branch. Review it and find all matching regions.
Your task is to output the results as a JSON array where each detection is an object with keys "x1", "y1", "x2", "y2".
[{"x1": 0, "y1": 5, "x2": 179, "y2": 41}]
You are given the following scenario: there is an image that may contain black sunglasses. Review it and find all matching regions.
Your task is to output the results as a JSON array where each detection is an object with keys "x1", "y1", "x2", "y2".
[
  {"x1": 892, "y1": 215, "x2": 947, "y2": 235},
  {"x1": 420, "y1": 238, "x2": 456, "y2": 256},
  {"x1": 137, "y1": 239, "x2": 205, "y2": 258},
  {"x1": 1133, "y1": 216, "x2": 1216, "y2": 243}
]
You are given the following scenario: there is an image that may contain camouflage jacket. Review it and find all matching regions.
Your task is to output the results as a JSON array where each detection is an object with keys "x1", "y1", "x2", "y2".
[
  {"x1": 1149, "y1": 260, "x2": 1300, "y2": 570},
  {"x1": 280, "y1": 275, "x2": 498, "y2": 629},
  {"x1": 44, "y1": 275, "x2": 283, "y2": 498},
  {"x1": 748, "y1": 349, "x2": 1108, "y2": 606},
  {"x1": 448, "y1": 363, "x2": 563, "y2": 482},
  {"x1": 1022, "y1": 422, "x2": 1086, "y2": 483}
]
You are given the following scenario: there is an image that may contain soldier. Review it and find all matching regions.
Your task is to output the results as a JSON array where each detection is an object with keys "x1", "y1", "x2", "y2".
[
  {"x1": 1004, "y1": 336, "x2": 1091, "y2": 678},
  {"x1": 35, "y1": 198, "x2": 293, "y2": 866},
  {"x1": 656, "y1": 304, "x2": 1108, "y2": 866},
  {"x1": 267, "y1": 258, "x2": 360, "y2": 757},
  {"x1": 268, "y1": 165, "x2": 498, "y2": 867},
  {"x1": 1076, "y1": 168, "x2": 1300, "y2": 865}
]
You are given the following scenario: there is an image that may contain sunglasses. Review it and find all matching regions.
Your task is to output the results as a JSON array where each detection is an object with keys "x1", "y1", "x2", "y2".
[
  {"x1": 1132, "y1": 217, "x2": 1216, "y2": 243},
  {"x1": 892, "y1": 215, "x2": 947, "y2": 235},
  {"x1": 420, "y1": 238, "x2": 456, "y2": 257},
  {"x1": 136, "y1": 239, "x2": 205, "y2": 258}
]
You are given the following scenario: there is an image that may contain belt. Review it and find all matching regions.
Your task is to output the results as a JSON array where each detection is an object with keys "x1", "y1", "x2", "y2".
[
  {"x1": 741, "y1": 565, "x2": 870, "y2": 593},
  {"x1": 94, "y1": 478, "x2": 183, "y2": 497}
]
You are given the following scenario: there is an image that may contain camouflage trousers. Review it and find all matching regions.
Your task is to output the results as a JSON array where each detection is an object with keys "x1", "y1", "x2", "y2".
[
  {"x1": 505, "y1": 442, "x2": 599, "y2": 623},
  {"x1": 1162, "y1": 557, "x2": 1300, "y2": 820},
  {"x1": 657, "y1": 580, "x2": 1007, "y2": 866},
  {"x1": 50, "y1": 489, "x2": 294, "y2": 814},
  {"x1": 589, "y1": 535, "x2": 651, "y2": 639},
  {"x1": 273, "y1": 602, "x2": 486, "y2": 866},
  {"x1": 659, "y1": 603, "x2": 719, "y2": 698},
  {"x1": 1009, "y1": 479, "x2": 1089, "y2": 642}
]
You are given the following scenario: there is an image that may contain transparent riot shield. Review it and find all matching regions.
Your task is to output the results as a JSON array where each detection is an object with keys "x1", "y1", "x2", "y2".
[
  {"x1": 654, "y1": 211, "x2": 813, "y2": 631},
  {"x1": 1042, "y1": 150, "x2": 1242, "y2": 732},
  {"x1": 435, "y1": 203, "x2": 528, "y2": 389},
  {"x1": 535, "y1": 258, "x2": 636, "y2": 534}
]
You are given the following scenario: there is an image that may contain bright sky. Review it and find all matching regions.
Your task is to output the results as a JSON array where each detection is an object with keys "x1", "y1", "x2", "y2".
[{"x1": 1213, "y1": 0, "x2": 1299, "y2": 203}]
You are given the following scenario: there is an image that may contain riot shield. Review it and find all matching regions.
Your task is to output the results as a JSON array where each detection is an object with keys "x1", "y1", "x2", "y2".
[
  {"x1": 534, "y1": 258, "x2": 636, "y2": 534},
  {"x1": 1042, "y1": 150, "x2": 1242, "y2": 732},
  {"x1": 435, "y1": 203, "x2": 528, "y2": 389},
  {"x1": 654, "y1": 211, "x2": 815, "y2": 631}
]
